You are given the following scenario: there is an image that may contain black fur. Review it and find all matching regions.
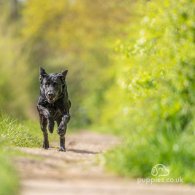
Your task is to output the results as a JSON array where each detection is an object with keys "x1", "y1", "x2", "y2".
[{"x1": 37, "y1": 67, "x2": 71, "y2": 151}]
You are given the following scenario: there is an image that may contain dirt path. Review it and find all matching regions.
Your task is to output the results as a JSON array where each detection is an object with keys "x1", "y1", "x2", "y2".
[{"x1": 15, "y1": 131, "x2": 195, "y2": 195}]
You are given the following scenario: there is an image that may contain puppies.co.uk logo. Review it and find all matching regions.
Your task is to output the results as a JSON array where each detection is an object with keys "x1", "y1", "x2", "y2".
[{"x1": 137, "y1": 163, "x2": 183, "y2": 184}]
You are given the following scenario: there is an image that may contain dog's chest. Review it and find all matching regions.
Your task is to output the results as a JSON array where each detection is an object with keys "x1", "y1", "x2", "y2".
[{"x1": 48, "y1": 104, "x2": 63, "y2": 119}]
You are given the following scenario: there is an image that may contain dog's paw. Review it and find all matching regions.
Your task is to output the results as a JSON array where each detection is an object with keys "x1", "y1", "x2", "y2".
[{"x1": 58, "y1": 147, "x2": 66, "y2": 152}]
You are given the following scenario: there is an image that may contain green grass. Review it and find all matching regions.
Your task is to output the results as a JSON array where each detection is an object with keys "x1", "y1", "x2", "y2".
[
  {"x1": 0, "y1": 150, "x2": 19, "y2": 195},
  {"x1": 0, "y1": 113, "x2": 42, "y2": 195},
  {"x1": 0, "y1": 113, "x2": 66, "y2": 147},
  {"x1": 0, "y1": 114, "x2": 41, "y2": 147},
  {"x1": 104, "y1": 129, "x2": 195, "y2": 184},
  {"x1": 0, "y1": 112, "x2": 77, "y2": 195}
]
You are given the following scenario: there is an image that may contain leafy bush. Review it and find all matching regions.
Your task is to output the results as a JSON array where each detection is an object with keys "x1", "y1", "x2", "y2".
[
  {"x1": 104, "y1": 0, "x2": 195, "y2": 183},
  {"x1": 105, "y1": 128, "x2": 195, "y2": 183}
]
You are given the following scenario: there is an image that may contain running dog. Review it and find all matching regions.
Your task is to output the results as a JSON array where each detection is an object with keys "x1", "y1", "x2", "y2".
[{"x1": 37, "y1": 67, "x2": 71, "y2": 151}]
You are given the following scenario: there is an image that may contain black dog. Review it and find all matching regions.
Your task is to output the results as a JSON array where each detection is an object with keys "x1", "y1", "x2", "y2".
[{"x1": 37, "y1": 67, "x2": 71, "y2": 151}]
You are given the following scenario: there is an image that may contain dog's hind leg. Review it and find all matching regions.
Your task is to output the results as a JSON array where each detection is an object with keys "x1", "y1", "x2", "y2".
[{"x1": 40, "y1": 115, "x2": 49, "y2": 149}]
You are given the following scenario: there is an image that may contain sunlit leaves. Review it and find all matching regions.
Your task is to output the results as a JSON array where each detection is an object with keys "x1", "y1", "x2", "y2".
[{"x1": 103, "y1": 0, "x2": 195, "y2": 133}]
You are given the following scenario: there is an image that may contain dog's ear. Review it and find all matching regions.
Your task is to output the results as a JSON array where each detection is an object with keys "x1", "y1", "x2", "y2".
[
  {"x1": 61, "y1": 70, "x2": 68, "y2": 78},
  {"x1": 39, "y1": 67, "x2": 48, "y2": 81},
  {"x1": 58, "y1": 70, "x2": 68, "y2": 83}
]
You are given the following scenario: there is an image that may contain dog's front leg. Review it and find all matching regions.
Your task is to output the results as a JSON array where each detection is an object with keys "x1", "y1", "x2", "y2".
[
  {"x1": 37, "y1": 105, "x2": 52, "y2": 149},
  {"x1": 37, "y1": 105, "x2": 54, "y2": 133},
  {"x1": 38, "y1": 114, "x2": 49, "y2": 149},
  {"x1": 57, "y1": 114, "x2": 70, "y2": 151}
]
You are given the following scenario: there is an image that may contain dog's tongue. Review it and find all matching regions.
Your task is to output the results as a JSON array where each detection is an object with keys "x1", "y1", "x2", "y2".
[{"x1": 48, "y1": 98, "x2": 54, "y2": 103}]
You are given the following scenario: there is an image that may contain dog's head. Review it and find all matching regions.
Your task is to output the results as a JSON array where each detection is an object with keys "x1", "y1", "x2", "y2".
[{"x1": 39, "y1": 67, "x2": 68, "y2": 103}]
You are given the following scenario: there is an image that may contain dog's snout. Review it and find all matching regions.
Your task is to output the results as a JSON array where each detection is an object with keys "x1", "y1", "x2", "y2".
[
  {"x1": 48, "y1": 92, "x2": 54, "y2": 98},
  {"x1": 46, "y1": 91, "x2": 56, "y2": 103}
]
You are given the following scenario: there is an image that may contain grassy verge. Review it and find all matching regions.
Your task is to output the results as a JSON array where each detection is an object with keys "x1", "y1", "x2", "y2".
[
  {"x1": 0, "y1": 116, "x2": 41, "y2": 148},
  {"x1": 104, "y1": 129, "x2": 195, "y2": 184},
  {"x1": 0, "y1": 151, "x2": 19, "y2": 195},
  {"x1": 0, "y1": 112, "x2": 76, "y2": 194},
  {"x1": 0, "y1": 113, "x2": 42, "y2": 195},
  {"x1": 0, "y1": 113, "x2": 66, "y2": 148}
]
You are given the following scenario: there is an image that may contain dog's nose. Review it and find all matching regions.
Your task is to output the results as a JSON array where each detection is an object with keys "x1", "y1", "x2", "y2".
[{"x1": 48, "y1": 93, "x2": 54, "y2": 99}]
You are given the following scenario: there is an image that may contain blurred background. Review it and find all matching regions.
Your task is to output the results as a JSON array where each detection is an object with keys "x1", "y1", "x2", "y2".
[
  {"x1": 0, "y1": 0, "x2": 133, "y2": 128},
  {"x1": 0, "y1": 0, "x2": 195, "y2": 194}
]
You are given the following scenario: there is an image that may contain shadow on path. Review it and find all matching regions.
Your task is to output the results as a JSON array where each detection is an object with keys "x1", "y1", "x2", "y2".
[{"x1": 67, "y1": 148, "x2": 99, "y2": 154}]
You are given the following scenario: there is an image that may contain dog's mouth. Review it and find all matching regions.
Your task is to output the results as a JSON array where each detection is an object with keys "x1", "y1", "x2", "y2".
[
  {"x1": 46, "y1": 94, "x2": 56, "y2": 103},
  {"x1": 47, "y1": 98, "x2": 55, "y2": 103}
]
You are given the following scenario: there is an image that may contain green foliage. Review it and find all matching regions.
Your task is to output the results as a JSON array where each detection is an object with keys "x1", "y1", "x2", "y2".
[
  {"x1": 0, "y1": 153, "x2": 19, "y2": 195},
  {"x1": 1, "y1": 0, "x2": 195, "y2": 185},
  {"x1": 0, "y1": 113, "x2": 41, "y2": 147},
  {"x1": 102, "y1": 0, "x2": 195, "y2": 132},
  {"x1": 0, "y1": 27, "x2": 30, "y2": 117},
  {"x1": 104, "y1": 0, "x2": 195, "y2": 183},
  {"x1": 0, "y1": 0, "x2": 131, "y2": 125},
  {"x1": 105, "y1": 128, "x2": 195, "y2": 183},
  {"x1": 0, "y1": 113, "x2": 40, "y2": 195},
  {"x1": 0, "y1": 113, "x2": 41, "y2": 194}
]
